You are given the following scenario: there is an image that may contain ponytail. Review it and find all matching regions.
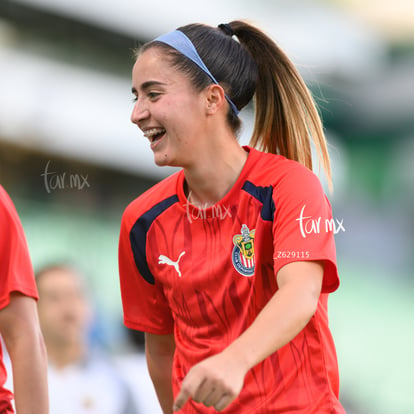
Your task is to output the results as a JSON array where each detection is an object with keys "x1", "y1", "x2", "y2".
[{"x1": 230, "y1": 20, "x2": 332, "y2": 190}]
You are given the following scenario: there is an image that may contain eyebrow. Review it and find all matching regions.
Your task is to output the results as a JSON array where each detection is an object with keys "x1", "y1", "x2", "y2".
[{"x1": 131, "y1": 80, "x2": 167, "y2": 95}]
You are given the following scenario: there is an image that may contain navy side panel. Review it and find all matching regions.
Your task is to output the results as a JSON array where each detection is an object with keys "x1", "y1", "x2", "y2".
[
  {"x1": 129, "y1": 195, "x2": 179, "y2": 284},
  {"x1": 242, "y1": 181, "x2": 275, "y2": 221}
]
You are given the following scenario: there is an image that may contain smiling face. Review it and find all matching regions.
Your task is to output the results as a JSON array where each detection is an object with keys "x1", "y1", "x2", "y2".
[{"x1": 131, "y1": 47, "x2": 209, "y2": 168}]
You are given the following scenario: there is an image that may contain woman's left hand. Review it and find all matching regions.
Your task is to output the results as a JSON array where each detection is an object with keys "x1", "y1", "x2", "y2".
[{"x1": 172, "y1": 349, "x2": 247, "y2": 412}]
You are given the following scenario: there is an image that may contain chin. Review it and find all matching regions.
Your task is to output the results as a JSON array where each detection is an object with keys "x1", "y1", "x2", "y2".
[
  {"x1": 153, "y1": 155, "x2": 170, "y2": 167},
  {"x1": 153, "y1": 151, "x2": 179, "y2": 167}
]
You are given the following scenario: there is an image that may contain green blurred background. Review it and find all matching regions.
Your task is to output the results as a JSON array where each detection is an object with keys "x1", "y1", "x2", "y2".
[{"x1": 1, "y1": 0, "x2": 413, "y2": 413}]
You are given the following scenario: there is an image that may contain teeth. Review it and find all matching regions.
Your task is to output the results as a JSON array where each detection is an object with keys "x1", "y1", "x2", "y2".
[{"x1": 143, "y1": 128, "x2": 165, "y2": 138}]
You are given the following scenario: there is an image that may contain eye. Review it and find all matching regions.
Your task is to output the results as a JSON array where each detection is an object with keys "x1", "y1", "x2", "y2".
[
  {"x1": 148, "y1": 91, "x2": 161, "y2": 100},
  {"x1": 131, "y1": 87, "x2": 138, "y2": 103}
]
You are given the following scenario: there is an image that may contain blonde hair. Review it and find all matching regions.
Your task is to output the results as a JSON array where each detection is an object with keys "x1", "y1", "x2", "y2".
[{"x1": 230, "y1": 20, "x2": 332, "y2": 190}]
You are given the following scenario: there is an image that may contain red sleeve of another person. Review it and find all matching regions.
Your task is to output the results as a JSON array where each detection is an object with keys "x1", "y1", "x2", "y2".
[{"x1": 0, "y1": 186, "x2": 38, "y2": 310}]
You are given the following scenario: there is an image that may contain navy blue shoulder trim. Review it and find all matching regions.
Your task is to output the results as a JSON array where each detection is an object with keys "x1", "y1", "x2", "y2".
[
  {"x1": 129, "y1": 195, "x2": 179, "y2": 284},
  {"x1": 242, "y1": 181, "x2": 275, "y2": 221}
]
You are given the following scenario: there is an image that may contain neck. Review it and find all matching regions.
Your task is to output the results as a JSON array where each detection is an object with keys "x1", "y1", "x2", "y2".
[
  {"x1": 184, "y1": 137, "x2": 247, "y2": 206},
  {"x1": 46, "y1": 341, "x2": 86, "y2": 370}
]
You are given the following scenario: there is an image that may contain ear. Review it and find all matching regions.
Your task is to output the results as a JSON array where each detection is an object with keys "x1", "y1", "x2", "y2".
[{"x1": 205, "y1": 84, "x2": 227, "y2": 115}]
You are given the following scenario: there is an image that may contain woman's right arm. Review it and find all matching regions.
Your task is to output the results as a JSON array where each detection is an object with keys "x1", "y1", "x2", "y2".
[
  {"x1": 145, "y1": 332, "x2": 176, "y2": 414},
  {"x1": 0, "y1": 292, "x2": 49, "y2": 414}
]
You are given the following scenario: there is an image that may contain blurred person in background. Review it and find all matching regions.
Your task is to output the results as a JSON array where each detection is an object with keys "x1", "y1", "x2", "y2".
[
  {"x1": 0, "y1": 185, "x2": 48, "y2": 414},
  {"x1": 35, "y1": 263, "x2": 138, "y2": 414},
  {"x1": 119, "y1": 20, "x2": 345, "y2": 413}
]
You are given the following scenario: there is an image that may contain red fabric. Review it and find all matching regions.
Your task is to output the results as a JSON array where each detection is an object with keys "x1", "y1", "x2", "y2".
[
  {"x1": 0, "y1": 186, "x2": 38, "y2": 411},
  {"x1": 119, "y1": 147, "x2": 345, "y2": 413}
]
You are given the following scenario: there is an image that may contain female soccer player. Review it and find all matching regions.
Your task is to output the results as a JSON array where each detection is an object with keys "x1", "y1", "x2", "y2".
[{"x1": 119, "y1": 20, "x2": 346, "y2": 413}]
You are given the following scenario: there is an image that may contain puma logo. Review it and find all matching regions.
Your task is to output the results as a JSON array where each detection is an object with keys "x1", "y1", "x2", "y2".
[{"x1": 158, "y1": 251, "x2": 186, "y2": 277}]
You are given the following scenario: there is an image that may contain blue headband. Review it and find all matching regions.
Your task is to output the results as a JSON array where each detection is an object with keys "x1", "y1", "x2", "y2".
[{"x1": 154, "y1": 30, "x2": 239, "y2": 116}]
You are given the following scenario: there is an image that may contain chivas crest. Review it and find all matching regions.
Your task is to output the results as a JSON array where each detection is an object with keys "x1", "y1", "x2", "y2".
[{"x1": 232, "y1": 224, "x2": 255, "y2": 277}]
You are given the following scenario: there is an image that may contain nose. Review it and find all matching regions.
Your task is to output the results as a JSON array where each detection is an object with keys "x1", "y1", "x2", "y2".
[{"x1": 131, "y1": 98, "x2": 150, "y2": 126}]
